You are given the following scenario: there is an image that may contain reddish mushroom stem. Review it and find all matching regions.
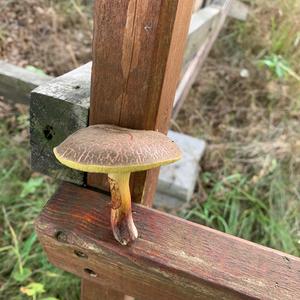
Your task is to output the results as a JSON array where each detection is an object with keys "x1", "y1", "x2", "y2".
[{"x1": 108, "y1": 172, "x2": 138, "y2": 245}]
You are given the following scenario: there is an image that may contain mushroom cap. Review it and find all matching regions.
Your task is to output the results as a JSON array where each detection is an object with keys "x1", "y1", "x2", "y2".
[{"x1": 53, "y1": 124, "x2": 181, "y2": 173}]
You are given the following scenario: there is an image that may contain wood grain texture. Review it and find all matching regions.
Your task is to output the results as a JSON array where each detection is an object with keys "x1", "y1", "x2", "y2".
[
  {"x1": 81, "y1": 280, "x2": 125, "y2": 300},
  {"x1": 88, "y1": 0, "x2": 194, "y2": 205},
  {"x1": 36, "y1": 183, "x2": 300, "y2": 300}
]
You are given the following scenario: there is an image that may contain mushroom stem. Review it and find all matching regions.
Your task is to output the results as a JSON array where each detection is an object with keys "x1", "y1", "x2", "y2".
[{"x1": 108, "y1": 172, "x2": 138, "y2": 245}]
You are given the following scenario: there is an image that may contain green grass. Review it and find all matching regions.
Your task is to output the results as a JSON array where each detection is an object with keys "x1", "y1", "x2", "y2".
[{"x1": 0, "y1": 115, "x2": 80, "y2": 300}]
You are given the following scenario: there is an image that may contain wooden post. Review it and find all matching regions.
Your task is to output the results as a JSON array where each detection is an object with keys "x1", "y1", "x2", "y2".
[
  {"x1": 173, "y1": 0, "x2": 232, "y2": 117},
  {"x1": 87, "y1": 0, "x2": 194, "y2": 206},
  {"x1": 83, "y1": 0, "x2": 194, "y2": 298}
]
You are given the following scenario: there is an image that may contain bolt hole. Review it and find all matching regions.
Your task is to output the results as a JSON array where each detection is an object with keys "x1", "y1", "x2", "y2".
[
  {"x1": 74, "y1": 250, "x2": 88, "y2": 259},
  {"x1": 55, "y1": 231, "x2": 67, "y2": 243},
  {"x1": 84, "y1": 268, "x2": 97, "y2": 277},
  {"x1": 74, "y1": 85, "x2": 80, "y2": 89},
  {"x1": 43, "y1": 125, "x2": 54, "y2": 140}
]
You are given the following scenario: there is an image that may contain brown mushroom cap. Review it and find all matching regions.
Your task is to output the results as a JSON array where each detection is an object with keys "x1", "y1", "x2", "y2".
[{"x1": 54, "y1": 124, "x2": 181, "y2": 173}]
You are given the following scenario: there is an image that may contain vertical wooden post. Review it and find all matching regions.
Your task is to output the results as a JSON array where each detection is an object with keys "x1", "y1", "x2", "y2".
[
  {"x1": 87, "y1": 0, "x2": 194, "y2": 205},
  {"x1": 82, "y1": 0, "x2": 194, "y2": 299}
]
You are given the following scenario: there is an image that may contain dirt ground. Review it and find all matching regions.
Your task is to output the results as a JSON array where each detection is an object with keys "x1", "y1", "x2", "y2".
[{"x1": 0, "y1": 0, "x2": 92, "y2": 75}]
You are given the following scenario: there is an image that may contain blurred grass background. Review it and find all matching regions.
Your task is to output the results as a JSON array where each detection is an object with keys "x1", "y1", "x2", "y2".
[{"x1": 0, "y1": 0, "x2": 300, "y2": 299}]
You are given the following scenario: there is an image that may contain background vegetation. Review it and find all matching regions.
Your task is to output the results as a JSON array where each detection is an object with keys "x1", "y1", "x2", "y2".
[{"x1": 0, "y1": 0, "x2": 299, "y2": 299}]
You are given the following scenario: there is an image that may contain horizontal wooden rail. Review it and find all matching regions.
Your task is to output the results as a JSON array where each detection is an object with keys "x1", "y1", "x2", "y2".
[
  {"x1": 0, "y1": 61, "x2": 52, "y2": 104},
  {"x1": 229, "y1": 0, "x2": 249, "y2": 21},
  {"x1": 36, "y1": 183, "x2": 300, "y2": 300}
]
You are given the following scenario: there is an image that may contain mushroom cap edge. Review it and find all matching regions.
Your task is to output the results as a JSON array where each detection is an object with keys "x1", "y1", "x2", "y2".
[{"x1": 53, "y1": 146, "x2": 181, "y2": 174}]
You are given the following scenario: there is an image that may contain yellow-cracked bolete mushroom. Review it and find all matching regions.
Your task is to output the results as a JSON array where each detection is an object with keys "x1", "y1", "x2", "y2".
[{"x1": 53, "y1": 124, "x2": 181, "y2": 246}]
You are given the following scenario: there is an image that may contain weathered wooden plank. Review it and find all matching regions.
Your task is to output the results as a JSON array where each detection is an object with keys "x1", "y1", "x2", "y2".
[
  {"x1": 30, "y1": 63, "x2": 91, "y2": 184},
  {"x1": 1, "y1": 1, "x2": 246, "y2": 107},
  {"x1": 88, "y1": 0, "x2": 194, "y2": 206},
  {"x1": 183, "y1": 6, "x2": 221, "y2": 72},
  {"x1": 173, "y1": 0, "x2": 233, "y2": 117},
  {"x1": 0, "y1": 60, "x2": 52, "y2": 103},
  {"x1": 36, "y1": 183, "x2": 300, "y2": 300},
  {"x1": 81, "y1": 280, "x2": 125, "y2": 300},
  {"x1": 87, "y1": 2, "x2": 194, "y2": 297}
]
